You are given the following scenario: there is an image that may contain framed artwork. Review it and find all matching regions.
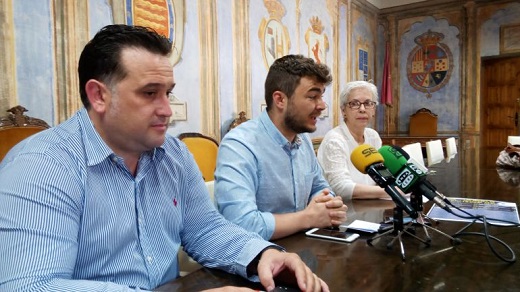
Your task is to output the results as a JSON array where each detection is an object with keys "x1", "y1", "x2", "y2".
[
  {"x1": 169, "y1": 94, "x2": 187, "y2": 121},
  {"x1": 319, "y1": 102, "x2": 329, "y2": 118},
  {"x1": 356, "y1": 37, "x2": 370, "y2": 81},
  {"x1": 261, "y1": 103, "x2": 267, "y2": 112},
  {"x1": 358, "y1": 48, "x2": 369, "y2": 81},
  {"x1": 500, "y1": 23, "x2": 520, "y2": 54},
  {"x1": 170, "y1": 103, "x2": 187, "y2": 121}
]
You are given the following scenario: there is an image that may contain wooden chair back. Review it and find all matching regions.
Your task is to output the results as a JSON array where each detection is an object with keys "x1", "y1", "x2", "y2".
[
  {"x1": 178, "y1": 132, "x2": 219, "y2": 181},
  {"x1": 409, "y1": 108, "x2": 438, "y2": 136},
  {"x1": 312, "y1": 137, "x2": 323, "y2": 156},
  {"x1": 227, "y1": 111, "x2": 249, "y2": 132},
  {"x1": 0, "y1": 105, "x2": 50, "y2": 162}
]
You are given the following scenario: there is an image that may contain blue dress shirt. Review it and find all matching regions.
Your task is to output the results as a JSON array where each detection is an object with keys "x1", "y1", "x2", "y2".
[
  {"x1": 215, "y1": 110, "x2": 334, "y2": 240},
  {"x1": 0, "y1": 108, "x2": 272, "y2": 291}
]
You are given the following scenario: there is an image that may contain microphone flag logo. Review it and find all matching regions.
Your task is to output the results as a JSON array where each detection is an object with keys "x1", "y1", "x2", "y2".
[
  {"x1": 361, "y1": 147, "x2": 378, "y2": 157},
  {"x1": 395, "y1": 169, "x2": 415, "y2": 189},
  {"x1": 408, "y1": 163, "x2": 425, "y2": 175}
]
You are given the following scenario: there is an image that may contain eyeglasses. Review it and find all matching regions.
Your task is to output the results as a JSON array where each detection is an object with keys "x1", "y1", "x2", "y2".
[{"x1": 347, "y1": 100, "x2": 377, "y2": 109}]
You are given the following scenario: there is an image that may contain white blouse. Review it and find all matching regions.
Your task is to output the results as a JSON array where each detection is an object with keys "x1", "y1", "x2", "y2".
[{"x1": 317, "y1": 121, "x2": 382, "y2": 200}]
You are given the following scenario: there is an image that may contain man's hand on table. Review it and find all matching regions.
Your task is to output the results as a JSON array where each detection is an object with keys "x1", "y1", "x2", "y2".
[{"x1": 257, "y1": 248, "x2": 329, "y2": 292}]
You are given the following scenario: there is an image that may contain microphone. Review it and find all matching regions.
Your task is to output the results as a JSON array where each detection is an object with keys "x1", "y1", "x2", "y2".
[
  {"x1": 377, "y1": 145, "x2": 408, "y2": 174},
  {"x1": 390, "y1": 145, "x2": 430, "y2": 178},
  {"x1": 378, "y1": 145, "x2": 450, "y2": 211},
  {"x1": 350, "y1": 144, "x2": 418, "y2": 218},
  {"x1": 392, "y1": 145, "x2": 451, "y2": 204}
]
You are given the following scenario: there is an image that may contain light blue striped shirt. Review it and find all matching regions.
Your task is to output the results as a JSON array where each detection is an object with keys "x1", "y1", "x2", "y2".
[
  {"x1": 215, "y1": 110, "x2": 334, "y2": 240},
  {"x1": 0, "y1": 108, "x2": 272, "y2": 291}
]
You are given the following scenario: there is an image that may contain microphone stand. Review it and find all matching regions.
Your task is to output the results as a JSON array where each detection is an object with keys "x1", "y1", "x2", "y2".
[
  {"x1": 367, "y1": 193, "x2": 461, "y2": 261},
  {"x1": 410, "y1": 191, "x2": 461, "y2": 244},
  {"x1": 410, "y1": 191, "x2": 435, "y2": 241},
  {"x1": 367, "y1": 206, "x2": 430, "y2": 261}
]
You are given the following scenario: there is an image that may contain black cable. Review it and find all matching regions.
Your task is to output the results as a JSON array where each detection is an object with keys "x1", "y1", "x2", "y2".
[
  {"x1": 439, "y1": 203, "x2": 517, "y2": 263},
  {"x1": 445, "y1": 200, "x2": 520, "y2": 227},
  {"x1": 452, "y1": 215, "x2": 516, "y2": 263}
]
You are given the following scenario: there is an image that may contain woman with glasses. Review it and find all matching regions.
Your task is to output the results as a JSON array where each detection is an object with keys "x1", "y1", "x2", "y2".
[{"x1": 317, "y1": 81, "x2": 390, "y2": 200}]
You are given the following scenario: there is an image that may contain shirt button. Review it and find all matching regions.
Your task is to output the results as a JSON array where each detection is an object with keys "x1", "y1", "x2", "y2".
[
  {"x1": 147, "y1": 256, "x2": 153, "y2": 263},
  {"x1": 111, "y1": 156, "x2": 118, "y2": 163}
]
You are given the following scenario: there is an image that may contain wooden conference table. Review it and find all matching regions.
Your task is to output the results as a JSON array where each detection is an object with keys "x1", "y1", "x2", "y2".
[{"x1": 158, "y1": 162, "x2": 520, "y2": 291}]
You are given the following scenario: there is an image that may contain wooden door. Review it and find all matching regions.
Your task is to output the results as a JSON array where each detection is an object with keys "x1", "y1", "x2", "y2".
[{"x1": 481, "y1": 57, "x2": 520, "y2": 168}]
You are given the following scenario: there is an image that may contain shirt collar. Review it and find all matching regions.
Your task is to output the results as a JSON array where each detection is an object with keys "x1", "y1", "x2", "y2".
[
  {"x1": 78, "y1": 108, "x2": 164, "y2": 167},
  {"x1": 259, "y1": 110, "x2": 302, "y2": 150}
]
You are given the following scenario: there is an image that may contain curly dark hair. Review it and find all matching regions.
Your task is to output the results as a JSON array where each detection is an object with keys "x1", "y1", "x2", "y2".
[
  {"x1": 264, "y1": 54, "x2": 332, "y2": 111},
  {"x1": 78, "y1": 24, "x2": 172, "y2": 109}
]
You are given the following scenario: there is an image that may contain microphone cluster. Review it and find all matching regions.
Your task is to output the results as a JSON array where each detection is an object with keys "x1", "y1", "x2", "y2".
[
  {"x1": 350, "y1": 144, "x2": 452, "y2": 218},
  {"x1": 352, "y1": 145, "x2": 519, "y2": 263}
]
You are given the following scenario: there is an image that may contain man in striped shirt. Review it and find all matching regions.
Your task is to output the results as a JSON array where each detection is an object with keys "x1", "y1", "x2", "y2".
[{"x1": 0, "y1": 24, "x2": 328, "y2": 292}]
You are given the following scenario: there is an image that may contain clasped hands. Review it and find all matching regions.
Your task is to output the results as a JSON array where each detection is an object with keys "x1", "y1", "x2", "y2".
[{"x1": 308, "y1": 189, "x2": 348, "y2": 227}]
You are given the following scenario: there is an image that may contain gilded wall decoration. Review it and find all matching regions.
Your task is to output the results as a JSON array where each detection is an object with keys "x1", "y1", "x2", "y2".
[
  {"x1": 258, "y1": 0, "x2": 290, "y2": 69},
  {"x1": 500, "y1": 23, "x2": 520, "y2": 54},
  {"x1": 406, "y1": 30, "x2": 453, "y2": 98},
  {"x1": 125, "y1": 0, "x2": 185, "y2": 65},
  {"x1": 305, "y1": 16, "x2": 329, "y2": 64}
]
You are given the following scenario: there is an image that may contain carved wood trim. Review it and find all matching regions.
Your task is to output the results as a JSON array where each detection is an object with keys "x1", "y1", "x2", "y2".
[{"x1": 0, "y1": 105, "x2": 50, "y2": 128}]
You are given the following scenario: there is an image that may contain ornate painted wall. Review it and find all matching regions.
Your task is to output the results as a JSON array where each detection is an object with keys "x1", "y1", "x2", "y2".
[
  {"x1": 1, "y1": 0, "x2": 377, "y2": 141},
  {"x1": 2, "y1": 0, "x2": 519, "y2": 144},
  {"x1": 398, "y1": 17, "x2": 461, "y2": 133},
  {"x1": 376, "y1": 0, "x2": 520, "y2": 142}
]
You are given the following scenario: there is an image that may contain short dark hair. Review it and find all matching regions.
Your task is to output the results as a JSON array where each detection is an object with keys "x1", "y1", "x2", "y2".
[
  {"x1": 264, "y1": 54, "x2": 332, "y2": 110},
  {"x1": 78, "y1": 24, "x2": 172, "y2": 109}
]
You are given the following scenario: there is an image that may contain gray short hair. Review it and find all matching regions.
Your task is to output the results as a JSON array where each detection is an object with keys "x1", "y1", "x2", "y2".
[{"x1": 339, "y1": 81, "x2": 379, "y2": 109}]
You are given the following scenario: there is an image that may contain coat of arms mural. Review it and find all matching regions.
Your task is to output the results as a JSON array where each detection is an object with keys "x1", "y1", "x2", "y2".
[
  {"x1": 126, "y1": 0, "x2": 185, "y2": 66},
  {"x1": 305, "y1": 16, "x2": 329, "y2": 64},
  {"x1": 258, "y1": 0, "x2": 291, "y2": 69},
  {"x1": 406, "y1": 30, "x2": 453, "y2": 98}
]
